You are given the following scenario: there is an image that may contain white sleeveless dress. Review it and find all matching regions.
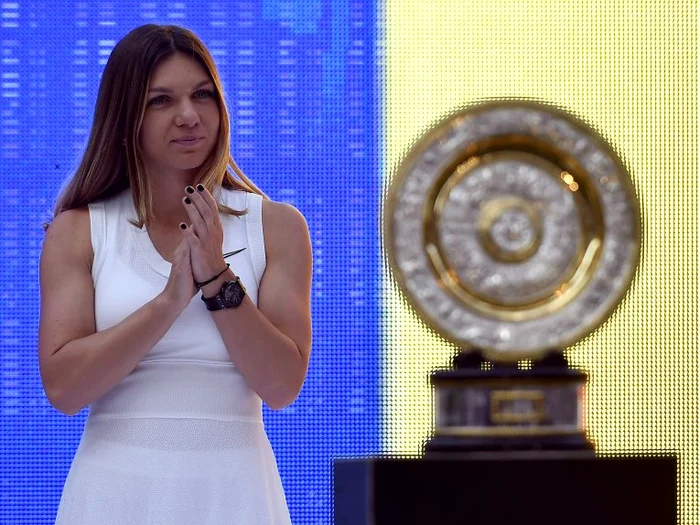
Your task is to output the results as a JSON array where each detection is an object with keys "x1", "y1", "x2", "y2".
[{"x1": 54, "y1": 188, "x2": 292, "y2": 525}]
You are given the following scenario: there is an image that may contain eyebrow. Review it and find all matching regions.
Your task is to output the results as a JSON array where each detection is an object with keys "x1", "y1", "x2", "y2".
[{"x1": 148, "y1": 79, "x2": 213, "y2": 94}]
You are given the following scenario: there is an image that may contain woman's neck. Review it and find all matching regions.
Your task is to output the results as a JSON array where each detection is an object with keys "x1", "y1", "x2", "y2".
[{"x1": 146, "y1": 169, "x2": 196, "y2": 229}]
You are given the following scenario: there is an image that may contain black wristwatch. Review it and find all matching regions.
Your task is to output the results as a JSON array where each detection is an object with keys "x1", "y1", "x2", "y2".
[{"x1": 201, "y1": 277, "x2": 247, "y2": 311}]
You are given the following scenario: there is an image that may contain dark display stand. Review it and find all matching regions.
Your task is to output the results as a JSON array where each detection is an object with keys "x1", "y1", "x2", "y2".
[{"x1": 334, "y1": 455, "x2": 677, "y2": 525}]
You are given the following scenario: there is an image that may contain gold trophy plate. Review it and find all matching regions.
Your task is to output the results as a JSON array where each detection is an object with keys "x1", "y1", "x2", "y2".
[{"x1": 384, "y1": 100, "x2": 641, "y2": 362}]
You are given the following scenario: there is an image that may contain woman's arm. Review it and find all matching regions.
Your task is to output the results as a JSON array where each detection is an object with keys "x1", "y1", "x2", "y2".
[
  {"x1": 183, "y1": 191, "x2": 312, "y2": 410},
  {"x1": 38, "y1": 208, "x2": 195, "y2": 415}
]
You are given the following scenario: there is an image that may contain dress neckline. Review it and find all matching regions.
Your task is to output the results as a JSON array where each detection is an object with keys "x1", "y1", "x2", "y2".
[
  {"x1": 122, "y1": 193, "x2": 172, "y2": 279},
  {"x1": 132, "y1": 227, "x2": 173, "y2": 279}
]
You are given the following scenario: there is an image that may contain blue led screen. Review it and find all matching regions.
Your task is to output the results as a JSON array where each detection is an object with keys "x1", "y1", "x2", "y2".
[{"x1": 0, "y1": 2, "x2": 380, "y2": 523}]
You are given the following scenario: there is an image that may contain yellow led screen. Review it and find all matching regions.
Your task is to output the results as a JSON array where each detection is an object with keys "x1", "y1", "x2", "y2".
[{"x1": 380, "y1": 1, "x2": 698, "y2": 523}]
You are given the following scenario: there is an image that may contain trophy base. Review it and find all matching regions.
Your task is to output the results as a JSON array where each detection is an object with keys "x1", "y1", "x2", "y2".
[
  {"x1": 425, "y1": 349, "x2": 593, "y2": 456},
  {"x1": 334, "y1": 455, "x2": 678, "y2": 525},
  {"x1": 424, "y1": 434, "x2": 594, "y2": 458}
]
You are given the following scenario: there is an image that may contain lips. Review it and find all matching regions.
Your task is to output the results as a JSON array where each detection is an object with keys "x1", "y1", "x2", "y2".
[{"x1": 172, "y1": 136, "x2": 204, "y2": 145}]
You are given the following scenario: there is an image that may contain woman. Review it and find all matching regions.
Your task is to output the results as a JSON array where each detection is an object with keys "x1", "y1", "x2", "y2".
[{"x1": 39, "y1": 24, "x2": 312, "y2": 524}]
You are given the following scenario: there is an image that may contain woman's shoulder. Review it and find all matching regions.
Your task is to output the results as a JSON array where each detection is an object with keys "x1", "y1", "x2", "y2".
[
  {"x1": 261, "y1": 199, "x2": 309, "y2": 256},
  {"x1": 49, "y1": 206, "x2": 90, "y2": 232},
  {"x1": 44, "y1": 187, "x2": 132, "y2": 253},
  {"x1": 48, "y1": 187, "x2": 129, "y2": 227},
  {"x1": 216, "y1": 188, "x2": 308, "y2": 233},
  {"x1": 261, "y1": 199, "x2": 306, "y2": 228},
  {"x1": 43, "y1": 207, "x2": 92, "y2": 266}
]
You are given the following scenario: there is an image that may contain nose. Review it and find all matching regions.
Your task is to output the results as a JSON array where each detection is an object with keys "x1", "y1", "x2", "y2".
[{"x1": 174, "y1": 100, "x2": 199, "y2": 127}]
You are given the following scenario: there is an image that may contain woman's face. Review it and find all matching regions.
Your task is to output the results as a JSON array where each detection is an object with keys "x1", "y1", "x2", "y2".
[{"x1": 138, "y1": 52, "x2": 220, "y2": 178}]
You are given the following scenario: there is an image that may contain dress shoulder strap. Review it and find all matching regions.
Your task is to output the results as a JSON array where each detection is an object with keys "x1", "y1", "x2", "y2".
[
  {"x1": 244, "y1": 192, "x2": 267, "y2": 285},
  {"x1": 87, "y1": 190, "x2": 128, "y2": 283},
  {"x1": 87, "y1": 200, "x2": 107, "y2": 282}
]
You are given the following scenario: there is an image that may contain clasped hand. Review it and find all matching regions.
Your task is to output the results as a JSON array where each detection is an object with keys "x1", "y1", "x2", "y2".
[
  {"x1": 179, "y1": 184, "x2": 227, "y2": 285},
  {"x1": 162, "y1": 184, "x2": 229, "y2": 311}
]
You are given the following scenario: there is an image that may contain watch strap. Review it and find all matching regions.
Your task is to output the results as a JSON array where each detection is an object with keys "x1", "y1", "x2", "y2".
[{"x1": 201, "y1": 292, "x2": 227, "y2": 311}]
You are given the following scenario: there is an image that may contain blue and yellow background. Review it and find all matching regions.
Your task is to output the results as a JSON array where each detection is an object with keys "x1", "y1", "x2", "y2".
[{"x1": 0, "y1": 1, "x2": 696, "y2": 523}]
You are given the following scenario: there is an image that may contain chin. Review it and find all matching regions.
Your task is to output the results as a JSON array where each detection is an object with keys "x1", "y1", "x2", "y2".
[
  {"x1": 177, "y1": 161, "x2": 206, "y2": 171},
  {"x1": 174, "y1": 155, "x2": 210, "y2": 172}
]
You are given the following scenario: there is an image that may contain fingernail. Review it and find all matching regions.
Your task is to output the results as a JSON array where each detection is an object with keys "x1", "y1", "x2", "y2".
[
  {"x1": 184, "y1": 197, "x2": 191, "y2": 204},
  {"x1": 185, "y1": 186, "x2": 195, "y2": 194},
  {"x1": 196, "y1": 184, "x2": 204, "y2": 192},
  {"x1": 179, "y1": 222, "x2": 187, "y2": 230}
]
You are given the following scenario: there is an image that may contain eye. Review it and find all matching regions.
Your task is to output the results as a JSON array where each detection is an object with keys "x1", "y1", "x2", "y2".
[
  {"x1": 148, "y1": 95, "x2": 169, "y2": 106},
  {"x1": 194, "y1": 89, "x2": 215, "y2": 100}
]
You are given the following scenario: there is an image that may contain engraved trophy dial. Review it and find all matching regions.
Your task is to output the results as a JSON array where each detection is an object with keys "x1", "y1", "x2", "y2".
[{"x1": 384, "y1": 101, "x2": 641, "y2": 361}]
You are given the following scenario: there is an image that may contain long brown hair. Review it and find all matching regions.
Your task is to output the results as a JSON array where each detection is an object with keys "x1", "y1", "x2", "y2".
[{"x1": 53, "y1": 24, "x2": 264, "y2": 227}]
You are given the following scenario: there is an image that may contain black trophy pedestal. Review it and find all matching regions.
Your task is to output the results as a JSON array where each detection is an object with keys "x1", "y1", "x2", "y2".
[{"x1": 333, "y1": 455, "x2": 677, "y2": 525}]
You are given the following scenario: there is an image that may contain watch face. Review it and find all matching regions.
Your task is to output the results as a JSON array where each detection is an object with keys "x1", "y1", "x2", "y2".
[{"x1": 222, "y1": 279, "x2": 245, "y2": 307}]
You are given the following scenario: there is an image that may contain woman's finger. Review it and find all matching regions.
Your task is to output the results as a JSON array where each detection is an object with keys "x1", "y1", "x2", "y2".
[
  {"x1": 179, "y1": 222, "x2": 200, "y2": 250},
  {"x1": 186, "y1": 185, "x2": 215, "y2": 226},
  {"x1": 178, "y1": 225, "x2": 201, "y2": 270},
  {"x1": 195, "y1": 183, "x2": 219, "y2": 214},
  {"x1": 182, "y1": 195, "x2": 208, "y2": 238},
  {"x1": 173, "y1": 236, "x2": 197, "y2": 296}
]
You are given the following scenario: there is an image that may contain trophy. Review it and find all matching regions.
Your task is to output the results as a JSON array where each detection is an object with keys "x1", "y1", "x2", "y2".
[{"x1": 383, "y1": 100, "x2": 641, "y2": 456}]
